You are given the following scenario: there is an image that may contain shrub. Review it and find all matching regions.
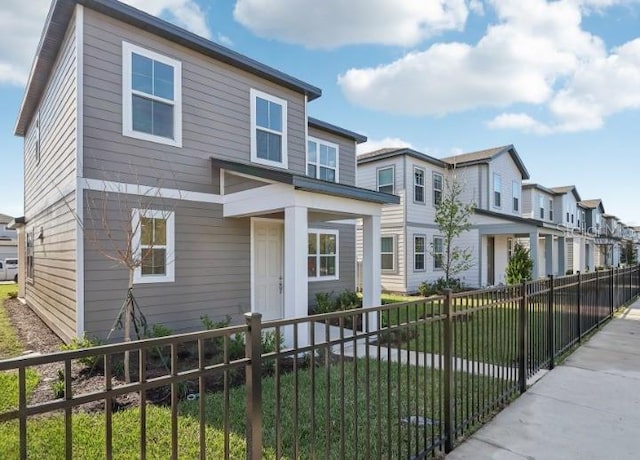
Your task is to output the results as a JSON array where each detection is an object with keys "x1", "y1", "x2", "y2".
[
  {"x1": 147, "y1": 323, "x2": 173, "y2": 338},
  {"x1": 201, "y1": 315, "x2": 231, "y2": 358},
  {"x1": 418, "y1": 278, "x2": 463, "y2": 296},
  {"x1": 51, "y1": 369, "x2": 65, "y2": 399},
  {"x1": 336, "y1": 290, "x2": 360, "y2": 310},
  {"x1": 313, "y1": 292, "x2": 335, "y2": 314},
  {"x1": 60, "y1": 335, "x2": 104, "y2": 371},
  {"x1": 505, "y1": 243, "x2": 534, "y2": 285},
  {"x1": 7, "y1": 291, "x2": 18, "y2": 299},
  {"x1": 200, "y1": 314, "x2": 231, "y2": 331}
]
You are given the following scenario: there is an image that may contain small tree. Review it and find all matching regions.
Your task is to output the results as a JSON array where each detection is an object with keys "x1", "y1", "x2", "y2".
[
  {"x1": 431, "y1": 175, "x2": 475, "y2": 284},
  {"x1": 506, "y1": 242, "x2": 534, "y2": 285}
]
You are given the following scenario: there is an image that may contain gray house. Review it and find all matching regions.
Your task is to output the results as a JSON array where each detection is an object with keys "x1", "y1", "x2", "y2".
[
  {"x1": 13, "y1": 0, "x2": 396, "y2": 343},
  {"x1": 0, "y1": 213, "x2": 18, "y2": 260}
]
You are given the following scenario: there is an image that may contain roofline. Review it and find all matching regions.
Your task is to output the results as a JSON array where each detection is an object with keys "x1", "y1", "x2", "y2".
[
  {"x1": 357, "y1": 148, "x2": 448, "y2": 168},
  {"x1": 16, "y1": 0, "x2": 322, "y2": 136},
  {"x1": 444, "y1": 145, "x2": 531, "y2": 180},
  {"x1": 522, "y1": 183, "x2": 560, "y2": 196},
  {"x1": 210, "y1": 157, "x2": 399, "y2": 205},
  {"x1": 308, "y1": 117, "x2": 367, "y2": 144},
  {"x1": 474, "y1": 208, "x2": 543, "y2": 227},
  {"x1": 549, "y1": 185, "x2": 581, "y2": 202},
  {"x1": 7, "y1": 217, "x2": 25, "y2": 230}
]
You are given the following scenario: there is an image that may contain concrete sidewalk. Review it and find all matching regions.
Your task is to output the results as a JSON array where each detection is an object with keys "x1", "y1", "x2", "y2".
[{"x1": 447, "y1": 299, "x2": 640, "y2": 460}]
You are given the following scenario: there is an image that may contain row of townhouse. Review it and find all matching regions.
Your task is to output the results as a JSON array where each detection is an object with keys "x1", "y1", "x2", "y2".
[
  {"x1": 8, "y1": 0, "x2": 638, "y2": 343},
  {"x1": 356, "y1": 147, "x2": 639, "y2": 294}
]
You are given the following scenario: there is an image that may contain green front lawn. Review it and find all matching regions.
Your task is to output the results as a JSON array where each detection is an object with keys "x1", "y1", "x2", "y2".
[{"x1": 0, "y1": 360, "x2": 501, "y2": 459}]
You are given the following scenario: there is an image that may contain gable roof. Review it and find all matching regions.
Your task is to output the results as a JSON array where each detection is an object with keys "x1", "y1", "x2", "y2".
[
  {"x1": 549, "y1": 185, "x2": 581, "y2": 202},
  {"x1": 16, "y1": 0, "x2": 322, "y2": 136},
  {"x1": 357, "y1": 148, "x2": 448, "y2": 168},
  {"x1": 522, "y1": 183, "x2": 559, "y2": 196},
  {"x1": 442, "y1": 145, "x2": 530, "y2": 180},
  {"x1": 579, "y1": 199, "x2": 605, "y2": 213}
]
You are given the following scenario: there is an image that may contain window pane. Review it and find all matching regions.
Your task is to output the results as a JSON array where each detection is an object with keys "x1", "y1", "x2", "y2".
[
  {"x1": 415, "y1": 254, "x2": 425, "y2": 271},
  {"x1": 319, "y1": 167, "x2": 335, "y2": 182},
  {"x1": 154, "y1": 217, "x2": 167, "y2": 245},
  {"x1": 320, "y1": 144, "x2": 329, "y2": 167},
  {"x1": 141, "y1": 217, "x2": 153, "y2": 245},
  {"x1": 256, "y1": 97, "x2": 269, "y2": 128},
  {"x1": 308, "y1": 141, "x2": 317, "y2": 162},
  {"x1": 308, "y1": 233, "x2": 317, "y2": 255},
  {"x1": 132, "y1": 95, "x2": 152, "y2": 134},
  {"x1": 415, "y1": 169, "x2": 424, "y2": 185},
  {"x1": 153, "y1": 100, "x2": 174, "y2": 139},
  {"x1": 415, "y1": 186, "x2": 424, "y2": 202},
  {"x1": 307, "y1": 164, "x2": 317, "y2": 178},
  {"x1": 381, "y1": 237, "x2": 393, "y2": 253},
  {"x1": 256, "y1": 130, "x2": 282, "y2": 162},
  {"x1": 141, "y1": 248, "x2": 166, "y2": 275},
  {"x1": 379, "y1": 184, "x2": 393, "y2": 194},
  {"x1": 308, "y1": 256, "x2": 317, "y2": 277},
  {"x1": 268, "y1": 101, "x2": 282, "y2": 132},
  {"x1": 320, "y1": 256, "x2": 335, "y2": 276},
  {"x1": 378, "y1": 168, "x2": 393, "y2": 185},
  {"x1": 434, "y1": 238, "x2": 443, "y2": 252},
  {"x1": 267, "y1": 132, "x2": 282, "y2": 162},
  {"x1": 381, "y1": 254, "x2": 394, "y2": 270},
  {"x1": 319, "y1": 234, "x2": 336, "y2": 255},
  {"x1": 433, "y1": 174, "x2": 442, "y2": 190},
  {"x1": 132, "y1": 53, "x2": 153, "y2": 94},
  {"x1": 327, "y1": 147, "x2": 336, "y2": 167},
  {"x1": 434, "y1": 254, "x2": 443, "y2": 269},
  {"x1": 153, "y1": 61, "x2": 174, "y2": 100},
  {"x1": 434, "y1": 190, "x2": 442, "y2": 205},
  {"x1": 415, "y1": 237, "x2": 424, "y2": 253}
]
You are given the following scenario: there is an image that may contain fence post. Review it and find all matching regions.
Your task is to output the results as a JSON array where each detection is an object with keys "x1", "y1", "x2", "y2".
[
  {"x1": 245, "y1": 312, "x2": 263, "y2": 460},
  {"x1": 577, "y1": 271, "x2": 582, "y2": 343},
  {"x1": 443, "y1": 288, "x2": 455, "y2": 453},
  {"x1": 610, "y1": 267, "x2": 615, "y2": 317},
  {"x1": 595, "y1": 269, "x2": 600, "y2": 327},
  {"x1": 518, "y1": 282, "x2": 528, "y2": 394},
  {"x1": 548, "y1": 275, "x2": 555, "y2": 370}
]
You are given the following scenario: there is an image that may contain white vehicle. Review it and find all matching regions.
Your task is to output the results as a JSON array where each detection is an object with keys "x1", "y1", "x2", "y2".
[{"x1": 0, "y1": 258, "x2": 18, "y2": 283}]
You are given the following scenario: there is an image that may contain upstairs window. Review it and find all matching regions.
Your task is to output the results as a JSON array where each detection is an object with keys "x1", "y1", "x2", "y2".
[
  {"x1": 132, "y1": 209, "x2": 175, "y2": 284},
  {"x1": 538, "y1": 195, "x2": 545, "y2": 219},
  {"x1": 549, "y1": 199, "x2": 553, "y2": 221},
  {"x1": 123, "y1": 42, "x2": 182, "y2": 147},
  {"x1": 433, "y1": 173, "x2": 443, "y2": 206},
  {"x1": 512, "y1": 181, "x2": 520, "y2": 212},
  {"x1": 414, "y1": 167, "x2": 425, "y2": 203},
  {"x1": 493, "y1": 173, "x2": 502, "y2": 208},
  {"x1": 307, "y1": 138, "x2": 338, "y2": 182},
  {"x1": 377, "y1": 167, "x2": 394, "y2": 194},
  {"x1": 251, "y1": 89, "x2": 288, "y2": 168},
  {"x1": 308, "y1": 230, "x2": 338, "y2": 280}
]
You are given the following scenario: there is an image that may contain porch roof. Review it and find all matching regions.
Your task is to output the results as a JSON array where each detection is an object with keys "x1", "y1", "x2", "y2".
[{"x1": 211, "y1": 157, "x2": 399, "y2": 205}]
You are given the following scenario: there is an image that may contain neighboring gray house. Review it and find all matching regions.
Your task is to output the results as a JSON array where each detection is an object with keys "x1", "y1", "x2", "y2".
[
  {"x1": 0, "y1": 213, "x2": 18, "y2": 260},
  {"x1": 13, "y1": 0, "x2": 396, "y2": 343},
  {"x1": 355, "y1": 145, "x2": 569, "y2": 293}
]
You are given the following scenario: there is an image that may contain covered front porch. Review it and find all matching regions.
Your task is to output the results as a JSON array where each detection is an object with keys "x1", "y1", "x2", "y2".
[{"x1": 212, "y1": 158, "x2": 399, "y2": 345}]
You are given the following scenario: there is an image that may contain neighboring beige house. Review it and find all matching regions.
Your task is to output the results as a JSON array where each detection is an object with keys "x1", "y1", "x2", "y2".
[
  {"x1": 12, "y1": 0, "x2": 397, "y2": 343},
  {"x1": 0, "y1": 213, "x2": 18, "y2": 260}
]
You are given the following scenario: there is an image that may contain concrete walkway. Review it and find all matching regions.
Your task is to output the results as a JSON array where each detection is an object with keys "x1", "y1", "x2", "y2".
[{"x1": 447, "y1": 298, "x2": 640, "y2": 459}]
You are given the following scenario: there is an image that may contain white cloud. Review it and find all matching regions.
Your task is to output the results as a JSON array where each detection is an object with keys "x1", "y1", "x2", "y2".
[
  {"x1": 234, "y1": 0, "x2": 469, "y2": 49},
  {"x1": 357, "y1": 137, "x2": 413, "y2": 155},
  {"x1": 339, "y1": 0, "x2": 640, "y2": 133},
  {"x1": 468, "y1": 0, "x2": 485, "y2": 15},
  {"x1": 216, "y1": 33, "x2": 234, "y2": 47},
  {"x1": 0, "y1": 0, "x2": 211, "y2": 87}
]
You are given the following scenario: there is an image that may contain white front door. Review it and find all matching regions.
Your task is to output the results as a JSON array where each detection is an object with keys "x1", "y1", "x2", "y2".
[{"x1": 253, "y1": 220, "x2": 284, "y2": 320}]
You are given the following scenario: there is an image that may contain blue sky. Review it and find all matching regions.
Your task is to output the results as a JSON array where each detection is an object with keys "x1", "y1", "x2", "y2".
[{"x1": 1, "y1": 0, "x2": 639, "y2": 223}]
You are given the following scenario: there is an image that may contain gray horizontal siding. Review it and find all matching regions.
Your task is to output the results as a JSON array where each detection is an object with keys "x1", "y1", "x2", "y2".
[
  {"x1": 82, "y1": 8, "x2": 307, "y2": 193},
  {"x1": 22, "y1": 15, "x2": 78, "y2": 343},
  {"x1": 82, "y1": 190, "x2": 251, "y2": 339}
]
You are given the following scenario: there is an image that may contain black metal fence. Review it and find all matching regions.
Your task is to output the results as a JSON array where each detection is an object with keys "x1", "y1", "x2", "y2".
[{"x1": 0, "y1": 266, "x2": 638, "y2": 459}]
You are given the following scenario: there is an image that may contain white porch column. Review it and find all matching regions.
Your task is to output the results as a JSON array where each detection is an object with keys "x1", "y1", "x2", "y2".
[
  {"x1": 557, "y1": 236, "x2": 566, "y2": 275},
  {"x1": 544, "y1": 235, "x2": 555, "y2": 277},
  {"x1": 284, "y1": 206, "x2": 308, "y2": 346},
  {"x1": 529, "y1": 232, "x2": 539, "y2": 279},
  {"x1": 362, "y1": 215, "x2": 381, "y2": 331}
]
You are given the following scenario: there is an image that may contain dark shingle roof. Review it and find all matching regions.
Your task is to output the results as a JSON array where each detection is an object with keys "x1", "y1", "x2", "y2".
[
  {"x1": 16, "y1": 0, "x2": 323, "y2": 136},
  {"x1": 579, "y1": 199, "x2": 605, "y2": 212},
  {"x1": 442, "y1": 145, "x2": 530, "y2": 180},
  {"x1": 308, "y1": 117, "x2": 367, "y2": 143}
]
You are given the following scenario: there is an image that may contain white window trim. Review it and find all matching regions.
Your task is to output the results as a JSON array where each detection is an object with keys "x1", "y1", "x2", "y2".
[
  {"x1": 132, "y1": 209, "x2": 175, "y2": 284},
  {"x1": 376, "y1": 165, "x2": 395, "y2": 194},
  {"x1": 414, "y1": 234, "x2": 426, "y2": 272},
  {"x1": 307, "y1": 136, "x2": 339, "y2": 182},
  {"x1": 493, "y1": 173, "x2": 502, "y2": 209},
  {"x1": 433, "y1": 236, "x2": 444, "y2": 271},
  {"x1": 122, "y1": 41, "x2": 183, "y2": 147},
  {"x1": 538, "y1": 194, "x2": 545, "y2": 220},
  {"x1": 308, "y1": 229, "x2": 339, "y2": 282},
  {"x1": 413, "y1": 166, "x2": 426, "y2": 204},
  {"x1": 250, "y1": 88, "x2": 288, "y2": 169},
  {"x1": 381, "y1": 234, "x2": 396, "y2": 272},
  {"x1": 512, "y1": 180, "x2": 520, "y2": 212},
  {"x1": 433, "y1": 172, "x2": 443, "y2": 207}
]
